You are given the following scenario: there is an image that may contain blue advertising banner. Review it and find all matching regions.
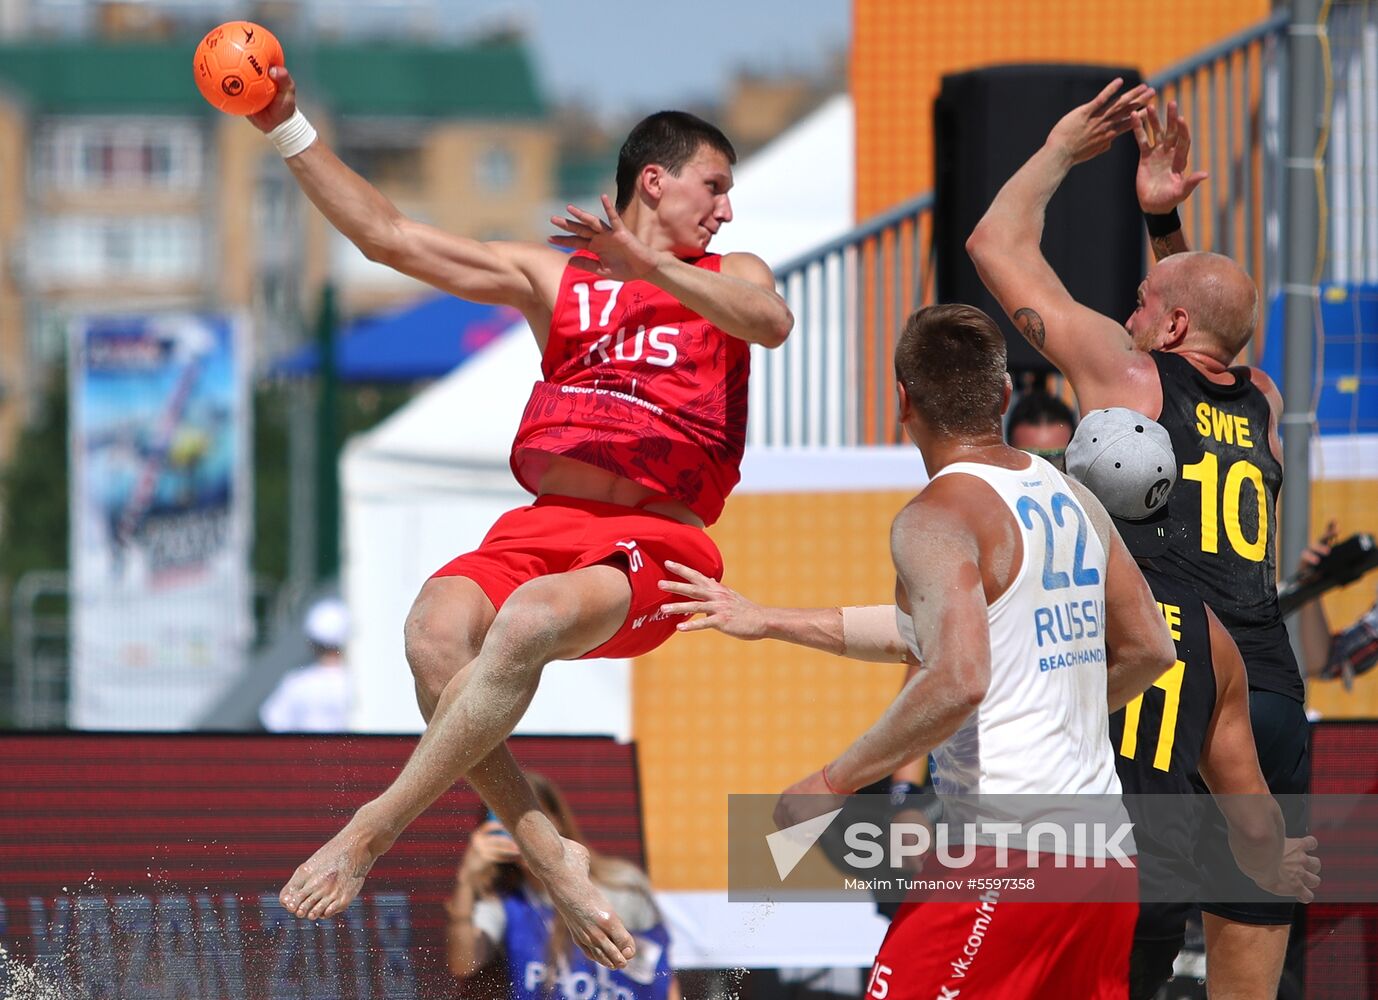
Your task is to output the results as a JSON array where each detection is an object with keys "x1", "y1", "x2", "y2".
[{"x1": 69, "y1": 315, "x2": 251, "y2": 729}]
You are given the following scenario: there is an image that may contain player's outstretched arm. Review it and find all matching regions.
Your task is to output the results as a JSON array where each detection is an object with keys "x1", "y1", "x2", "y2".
[
  {"x1": 1133, "y1": 101, "x2": 1206, "y2": 262},
  {"x1": 965, "y1": 79, "x2": 1161, "y2": 413},
  {"x1": 550, "y1": 196, "x2": 793, "y2": 347},
  {"x1": 657, "y1": 562, "x2": 908, "y2": 662},
  {"x1": 663, "y1": 250, "x2": 793, "y2": 348},
  {"x1": 249, "y1": 66, "x2": 558, "y2": 316},
  {"x1": 1197, "y1": 609, "x2": 1321, "y2": 902},
  {"x1": 814, "y1": 489, "x2": 992, "y2": 793}
]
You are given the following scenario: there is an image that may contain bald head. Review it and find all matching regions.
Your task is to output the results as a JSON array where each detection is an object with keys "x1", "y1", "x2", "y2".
[{"x1": 1153, "y1": 252, "x2": 1259, "y2": 361}]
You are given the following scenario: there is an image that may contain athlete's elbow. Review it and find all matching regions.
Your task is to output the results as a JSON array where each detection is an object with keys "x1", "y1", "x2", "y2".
[
  {"x1": 1132, "y1": 620, "x2": 1177, "y2": 683},
  {"x1": 964, "y1": 225, "x2": 987, "y2": 261},
  {"x1": 949, "y1": 666, "x2": 989, "y2": 710},
  {"x1": 965, "y1": 218, "x2": 1002, "y2": 262},
  {"x1": 1147, "y1": 631, "x2": 1177, "y2": 680},
  {"x1": 357, "y1": 213, "x2": 409, "y2": 266},
  {"x1": 1131, "y1": 650, "x2": 1176, "y2": 697},
  {"x1": 358, "y1": 228, "x2": 399, "y2": 266},
  {"x1": 966, "y1": 213, "x2": 1025, "y2": 267},
  {"x1": 760, "y1": 303, "x2": 794, "y2": 349},
  {"x1": 953, "y1": 686, "x2": 986, "y2": 715}
]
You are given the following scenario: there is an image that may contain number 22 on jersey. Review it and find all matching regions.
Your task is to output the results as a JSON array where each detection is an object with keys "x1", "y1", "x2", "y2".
[{"x1": 1016, "y1": 492, "x2": 1101, "y2": 591}]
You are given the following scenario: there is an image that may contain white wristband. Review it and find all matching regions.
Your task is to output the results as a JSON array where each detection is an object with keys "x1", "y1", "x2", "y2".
[{"x1": 267, "y1": 110, "x2": 318, "y2": 159}]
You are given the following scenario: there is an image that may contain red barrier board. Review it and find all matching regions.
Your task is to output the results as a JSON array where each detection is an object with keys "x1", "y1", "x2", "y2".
[
  {"x1": 1307, "y1": 722, "x2": 1378, "y2": 999},
  {"x1": 0, "y1": 733, "x2": 642, "y2": 999}
]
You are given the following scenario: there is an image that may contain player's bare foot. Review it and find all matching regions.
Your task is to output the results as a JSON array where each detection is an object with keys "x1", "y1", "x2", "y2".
[
  {"x1": 534, "y1": 837, "x2": 637, "y2": 969},
  {"x1": 279, "y1": 817, "x2": 392, "y2": 920}
]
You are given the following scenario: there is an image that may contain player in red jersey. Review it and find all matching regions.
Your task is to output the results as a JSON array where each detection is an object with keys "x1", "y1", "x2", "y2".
[{"x1": 248, "y1": 67, "x2": 792, "y2": 968}]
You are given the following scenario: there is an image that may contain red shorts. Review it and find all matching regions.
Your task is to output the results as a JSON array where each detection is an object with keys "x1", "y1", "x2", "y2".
[
  {"x1": 431, "y1": 494, "x2": 723, "y2": 659},
  {"x1": 868, "y1": 852, "x2": 1138, "y2": 1000}
]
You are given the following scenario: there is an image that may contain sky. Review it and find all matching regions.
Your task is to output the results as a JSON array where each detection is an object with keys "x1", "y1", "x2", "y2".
[
  {"x1": 3, "y1": 1, "x2": 848, "y2": 123},
  {"x1": 435, "y1": 0, "x2": 852, "y2": 121}
]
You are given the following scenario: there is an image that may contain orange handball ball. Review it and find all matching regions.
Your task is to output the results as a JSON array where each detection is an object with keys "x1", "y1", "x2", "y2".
[{"x1": 193, "y1": 21, "x2": 283, "y2": 116}]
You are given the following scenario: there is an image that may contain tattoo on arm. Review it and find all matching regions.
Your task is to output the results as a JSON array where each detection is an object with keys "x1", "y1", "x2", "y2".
[
  {"x1": 1013, "y1": 307, "x2": 1046, "y2": 350},
  {"x1": 1150, "y1": 231, "x2": 1190, "y2": 262}
]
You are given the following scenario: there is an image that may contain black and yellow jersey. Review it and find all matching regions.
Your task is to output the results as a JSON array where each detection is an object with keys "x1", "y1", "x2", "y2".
[
  {"x1": 1109, "y1": 564, "x2": 1217, "y2": 873},
  {"x1": 1110, "y1": 564, "x2": 1217, "y2": 794},
  {"x1": 1146, "y1": 351, "x2": 1303, "y2": 702}
]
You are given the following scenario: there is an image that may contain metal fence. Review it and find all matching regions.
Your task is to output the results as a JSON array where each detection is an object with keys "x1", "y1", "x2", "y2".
[
  {"x1": 9, "y1": 570, "x2": 284, "y2": 729},
  {"x1": 756, "y1": 13, "x2": 1291, "y2": 447},
  {"x1": 10, "y1": 570, "x2": 69, "y2": 729},
  {"x1": 1149, "y1": 11, "x2": 1291, "y2": 357},
  {"x1": 748, "y1": 194, "x2": 933, "y2": 448}
]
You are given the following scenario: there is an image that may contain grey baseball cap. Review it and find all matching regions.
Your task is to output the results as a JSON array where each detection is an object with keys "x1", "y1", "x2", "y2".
[{"x1": 1065, "y1": 407, "x2": 1176, "y2": 558}]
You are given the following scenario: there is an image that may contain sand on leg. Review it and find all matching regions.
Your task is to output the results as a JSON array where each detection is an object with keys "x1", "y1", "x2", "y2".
[{"x1": 279, "y1": 563, "x2": 637, "y2": 966}]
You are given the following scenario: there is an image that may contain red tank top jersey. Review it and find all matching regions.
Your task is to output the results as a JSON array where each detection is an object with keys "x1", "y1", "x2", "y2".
[{"x1": 510, "y1": 251, "x2": 751, "y2": 526}]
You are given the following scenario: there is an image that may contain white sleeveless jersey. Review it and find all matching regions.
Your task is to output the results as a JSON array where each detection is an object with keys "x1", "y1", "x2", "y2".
[{"x1": 896, "y1": 455, "x2": 1122, "y2": 800}]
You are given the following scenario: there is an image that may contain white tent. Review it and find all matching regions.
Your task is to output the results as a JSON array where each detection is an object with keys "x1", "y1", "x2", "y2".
[{"x1": 712, "y1": 92, "x2": 855, "y2": 263}]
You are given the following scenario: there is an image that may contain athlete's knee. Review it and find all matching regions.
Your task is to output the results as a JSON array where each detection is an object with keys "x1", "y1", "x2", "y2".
[
  {"x1": 485, "y1": 575, "x2": 609, "y2": 664},
  {"x1": 403, "y1": 582, "x2": 491, "y2": 698},
  {"x1": 483, "y1": 580, "x2": 573, "y2": 661}
]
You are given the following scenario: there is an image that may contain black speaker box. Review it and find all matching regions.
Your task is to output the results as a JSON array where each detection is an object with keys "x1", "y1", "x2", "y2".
[{"x1": 934, "y1": 64, "x2": 1145, "y2": 374}]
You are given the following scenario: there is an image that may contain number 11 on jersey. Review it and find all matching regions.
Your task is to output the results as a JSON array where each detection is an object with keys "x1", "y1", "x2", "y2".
[{"x1": 1119, "y1": 659, "x2": 1186, "y2": 771}]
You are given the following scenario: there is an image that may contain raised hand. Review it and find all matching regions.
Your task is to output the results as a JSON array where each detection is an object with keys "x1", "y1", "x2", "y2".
[
  {"x1": 549, "y1": 195, "x2": 661, "y2": 281},
  {"x1": 658, "y1": 561, "x2": 770, "y2": 639},
  {"x1": 248, "y1": 64, "x2": 298, "y2": 133},
  {"x1": 1132, "y1": 101, "x2": 1209, "y2": 213},
  {"x1": 1047, "y1": 78, "x2": 1156, "y2": 165}
]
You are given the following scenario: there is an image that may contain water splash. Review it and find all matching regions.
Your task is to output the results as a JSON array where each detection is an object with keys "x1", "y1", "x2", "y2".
[
  {"x1": 0, "y1": 942, "x2": 77, "y2": 1000},
  {"x1": 741, "y1": 898, "x2": 776, "y2": 935},
  {"x1": 714, "y1": 966, "x2": 749, "y2": 1000}
]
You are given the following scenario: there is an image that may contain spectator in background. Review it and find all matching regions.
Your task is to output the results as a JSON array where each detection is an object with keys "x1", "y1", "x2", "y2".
[
  {"x1": 260, "y1": 597, "x2": 351, "y2": 732},
  {"x1": 1296, "y1": 522, "x2": 1378, "y2": 683},
  {"x1": 1005, "y1": 387, "x2": 1077, "y2": 468},
  {"x1": 447, "y1": 772, "x2": 679, "y2": 1000}
]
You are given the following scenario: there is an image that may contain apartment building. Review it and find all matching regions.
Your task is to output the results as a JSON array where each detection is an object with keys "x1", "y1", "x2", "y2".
[{"x1": 0, "y1": 29, "x2": 554, "y2": 459}]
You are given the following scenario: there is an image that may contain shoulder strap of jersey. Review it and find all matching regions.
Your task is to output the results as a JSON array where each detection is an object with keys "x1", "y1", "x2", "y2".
[
  {"x1": 930, "y1": 453, "x2": 1039, "y2": 484},
  {"x1": 547, "y1": 250, "x2": 601, "y2": 342},
  {"x1": 688, "y1": 252, "x2": 723, "y2": 273},
  {"x1": 1153, "y1": 349, "x2": 1250, "y2": 399}
]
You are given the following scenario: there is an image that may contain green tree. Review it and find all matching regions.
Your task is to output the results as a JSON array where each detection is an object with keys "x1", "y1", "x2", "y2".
[
  {"x1": 0, "y1": 369, "x2": 69, "y2": 727},
  {"x1": 0, "y1": 370, "x2": 415, "y2": 727},
  {"x1": 0, "y1": 371, "x2": 69, "y2": 588}
]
